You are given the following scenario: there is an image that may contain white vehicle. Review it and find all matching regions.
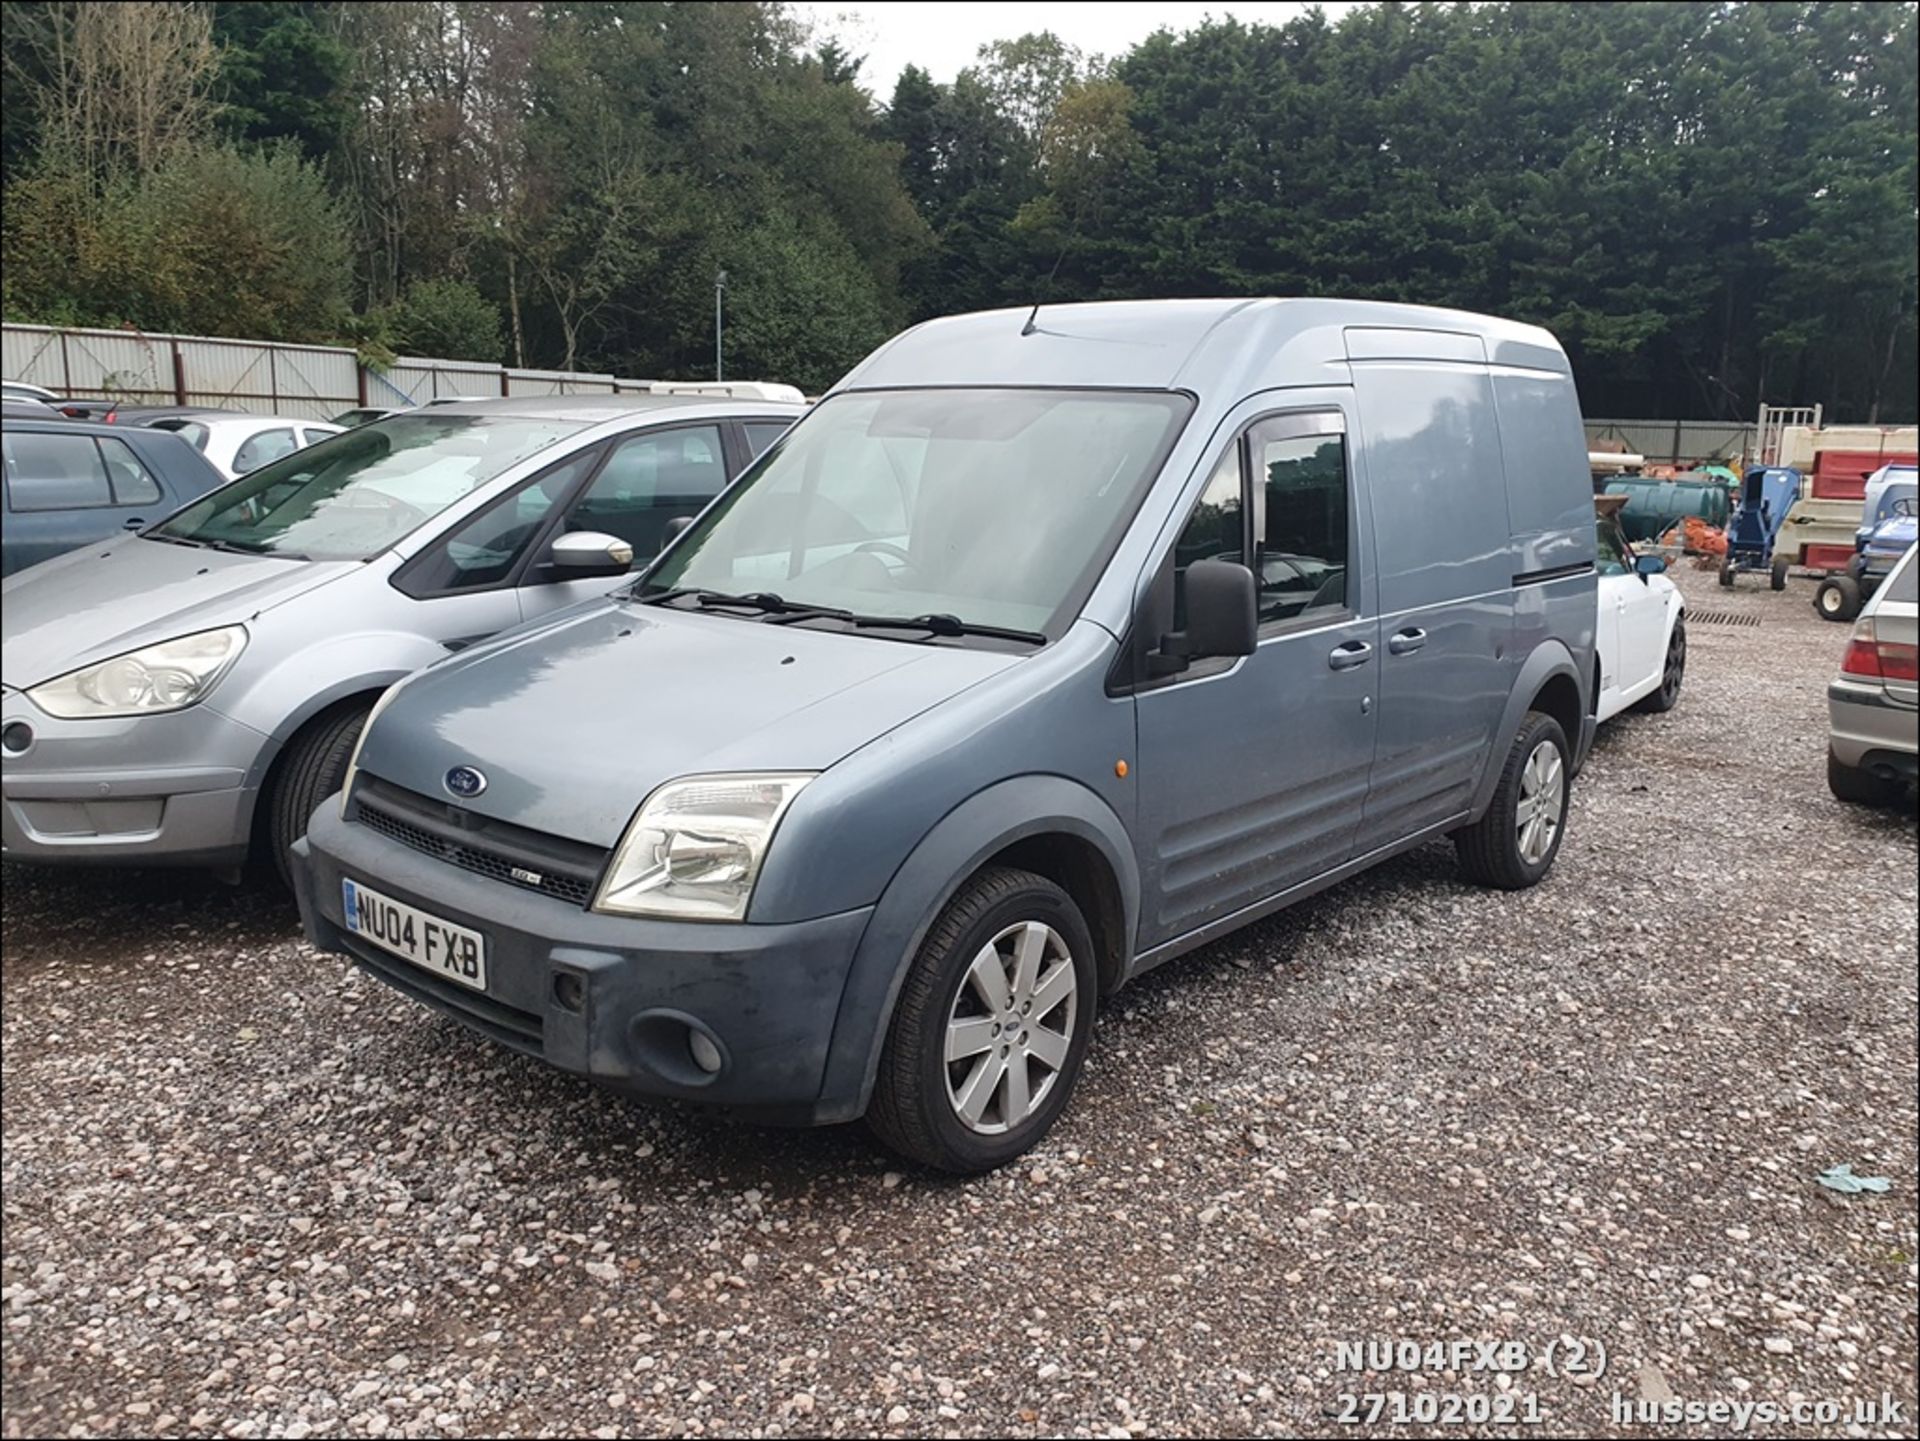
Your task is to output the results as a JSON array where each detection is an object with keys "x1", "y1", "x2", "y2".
[
  {"x1": 2, "y1": 380, "x2": 61, "y2": 404},
  {"x1": 1595, "y1": 497, "x2": 1686, "y2": 722},
  {"x1": 147, "y1": 414, "x2": 345, "y2": 480},
  {"x1": 649, "y1": 380, "x2": 807, "y2": 404}
]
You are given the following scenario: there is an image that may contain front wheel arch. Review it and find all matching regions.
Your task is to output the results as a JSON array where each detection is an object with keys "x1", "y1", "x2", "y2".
[{"x1": 816, "y1": 776, "x2": 1140, "y2": 1123}]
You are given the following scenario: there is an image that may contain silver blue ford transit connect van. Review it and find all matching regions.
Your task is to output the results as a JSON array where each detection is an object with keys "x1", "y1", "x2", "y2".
[{"x1": 293, "y1": 299, "x2": 1597, "y2": 1172}]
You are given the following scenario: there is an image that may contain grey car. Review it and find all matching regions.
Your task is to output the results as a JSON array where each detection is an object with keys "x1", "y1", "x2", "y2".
[
  {"x1": 293, "y1": 299, "x2": 1598, "y2": 1173},
  {"x1": 3, "y1": 415, "x2": 228, "y2": 575},
  {"x1": 1827, "y1": 541, "x2": 1917, "y2": 805},
  {"x1": 1, "y1": 396, "x2": 803, "y2": 879}
]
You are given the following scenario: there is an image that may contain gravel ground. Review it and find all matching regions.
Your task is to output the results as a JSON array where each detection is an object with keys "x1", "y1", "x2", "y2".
[{"x1": 4, "y1": 564, "x2": 1916, "y2": 1440}]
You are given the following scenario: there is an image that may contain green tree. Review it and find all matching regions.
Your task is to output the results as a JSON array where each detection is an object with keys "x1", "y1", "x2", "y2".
[
  {"x1": 211, "y1": 2, "x2": 355, "y2": 157},
  {"x1": 383, "y1": 276, "x2": 503, "y2": 361},
  {"x1": 4, "y1": 142, "x2": 350, "y2": 339}
]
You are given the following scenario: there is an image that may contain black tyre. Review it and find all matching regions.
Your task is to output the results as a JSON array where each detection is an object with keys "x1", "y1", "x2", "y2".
[
  {"x1": 268, "y1": 702, "x2": 371, "y2": 887},
  {"x1": 1634, "y1": 616, "x2": 1687, "y2": 714},
  {"x1": 1770, "y1": 556, "x2": 1790, "y2": 591},
  {"x1": 1814, "y1": 575, "x2": 1863, "y2": 623},
  {"x1": 867, "y1": 867, "x2": 1098, "y2": 1174},
  {"x1": 1454, "y1": 711, "x2": 1570, "y2": 891},
  {"x1": 1827, "y1": 749, "x2": 1895, "y2": 807},
  {"x1": 1718, "y1": 555, "x2": 1735, "y2": 588}
]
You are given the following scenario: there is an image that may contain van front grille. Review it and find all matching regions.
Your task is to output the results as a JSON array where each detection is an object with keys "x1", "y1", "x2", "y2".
[{"x1": 353, "y1": 777, "x2": 605, "y2": 907}]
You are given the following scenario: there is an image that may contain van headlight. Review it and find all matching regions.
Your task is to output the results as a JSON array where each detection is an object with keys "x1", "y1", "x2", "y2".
[
  {"x1": 593, "y1": 773, "x2": 813, "y2": 921},
  {"x1": 27, "y1": 626, "x2": 247, "y2": 718},
  {"x1": 339, "y1": 682, "x2": 405, "y2": 818}
]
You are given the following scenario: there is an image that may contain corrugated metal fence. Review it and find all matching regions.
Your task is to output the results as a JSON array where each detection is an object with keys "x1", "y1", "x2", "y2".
[
  {"x1": 2, "y1": 323, "x2": 662, "y2": 421},
  {"x1": 1584, "y1": 417, "x2": 1756, "y2": 465},
  {"x1": 3, "y1": 323, "x2": 1768, "y2": 458}
]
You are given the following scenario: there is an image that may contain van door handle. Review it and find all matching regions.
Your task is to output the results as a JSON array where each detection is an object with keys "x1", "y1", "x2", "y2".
[
  {"x1": 122, "y1": 517, "x2": 145, "y2": 530},
  {"x1": 1388, "y1": 627, "x2": 1427, "y2": 655},
  {"x1": 1328, "y1": 641, "x2": 1373, "y2": 671}
]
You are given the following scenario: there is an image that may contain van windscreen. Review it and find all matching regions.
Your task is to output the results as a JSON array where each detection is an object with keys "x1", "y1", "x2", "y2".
[{"x1": 642, "y1": 388, "x2": 1192, "y2": 638}]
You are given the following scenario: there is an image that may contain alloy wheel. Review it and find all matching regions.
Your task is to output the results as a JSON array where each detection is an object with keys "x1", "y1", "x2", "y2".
[
  {"x1": 944, "y1": 921, "x2": 1078, "y2": 1134},
  {"x1": 1515, "y1": 739, "x2": 1565, "y2": 866}
]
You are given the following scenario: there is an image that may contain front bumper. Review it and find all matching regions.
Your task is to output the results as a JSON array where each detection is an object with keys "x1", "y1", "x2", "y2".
[
  {"x1": 294, "y1": 805, "x2": 875, "y2": 1124},
  {"x1": 1828, "y1": 679, "x2": 1919, "y2": 777},
  {"x1": 0, "y1": 689, "x2": 265, "y2": 867}
]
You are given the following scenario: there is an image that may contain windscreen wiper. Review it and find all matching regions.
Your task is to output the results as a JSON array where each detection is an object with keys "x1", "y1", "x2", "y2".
[
  {"x1": 848, "y1": 612, "x2": 1046, "y2": 645},
  {"x1": 645, "y1": 587, "x2": 854, "y2": 622}
]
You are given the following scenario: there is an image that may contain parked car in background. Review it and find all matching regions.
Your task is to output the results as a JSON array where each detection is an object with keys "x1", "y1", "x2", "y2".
[
  {"x1": 651, "y1": 380, "x2": 808, "y2": 404},
  {"x1": 2, "y1": 414, "x2": 227, "y2": 576},
  {"x1": 330, "y1": 406, "x2": 410, "y2": 429},
  {"x1": 2, "y1": 398, "x2": 58, "y2": 418},
  {"x1": 1, "y1": 380, "x2": 61, "y2": 404},
  {"x1": 39, "y1": 399, "x2": 227, "y2": 426},
  {"x1": 1, "y1": 395, "x2": 805, "y2": 882},
  {"x1": 146, "y1": 413, "x2": 345, "y2": 479},
  {"x1": 1827, "y1": 542, "x2": 1917, "y2": 805},
  {"x1": 39, "y1": 395, "x2": 125, "y2": 421},
  {"x1": 1594, "y1": 496, "x2": 1686, "y2": 722},
  {"x1": 292, "y1": 298, "x2": 1598, "y2": 1173}
]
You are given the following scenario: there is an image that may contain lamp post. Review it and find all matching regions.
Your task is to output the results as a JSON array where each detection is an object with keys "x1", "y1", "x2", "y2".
[{"x1": 714, "y1": 268, "x2": 728, "y2": 382}]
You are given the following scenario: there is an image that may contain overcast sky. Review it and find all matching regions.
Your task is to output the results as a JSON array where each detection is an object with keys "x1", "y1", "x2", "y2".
[{"x1": 792, "y1": 2, "x2": 1360, "y2": 93}]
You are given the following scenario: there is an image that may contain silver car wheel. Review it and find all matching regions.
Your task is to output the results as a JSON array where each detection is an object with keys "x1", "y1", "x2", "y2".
[
  {"x1": 1515, "y1": 738, "x2": 1565, "y2": 866},
  {"x1": 944, "y1": 920, "x2": 1077, "y2": 1135}
]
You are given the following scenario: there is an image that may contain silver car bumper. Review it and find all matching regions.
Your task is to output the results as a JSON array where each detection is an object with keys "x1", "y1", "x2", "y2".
[
  {"x1": 0, "y1": 690, "x2": 267, "y2": 867},
  {"x1": 1828, "y1": 679, "x2": 1919, "y2": 777}
]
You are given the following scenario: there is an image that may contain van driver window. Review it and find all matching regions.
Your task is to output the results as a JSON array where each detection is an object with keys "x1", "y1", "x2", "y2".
[
  {"x1": 1253, "y1": 428, "x2": 1348, "y2": 622},
  {"x1": 1171, "y1": 445, "x2": 1245, "y2": 630}
]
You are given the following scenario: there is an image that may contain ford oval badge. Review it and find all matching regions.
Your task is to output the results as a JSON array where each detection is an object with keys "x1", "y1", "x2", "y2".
[{"x1": 444, "y1": 765, "x2": 488, "y2": 799}]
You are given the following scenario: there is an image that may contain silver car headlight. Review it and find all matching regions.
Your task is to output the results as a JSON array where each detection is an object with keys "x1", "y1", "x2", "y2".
[
  {"x1": 593, "y1": 773, "x2": 814, "y2": 921},
  {"x1": 27, "y1": 625, "x2": 247, "y2": 719},
  {"x1": 338, "y1": 681, "x2": 405, "y2": 818}
]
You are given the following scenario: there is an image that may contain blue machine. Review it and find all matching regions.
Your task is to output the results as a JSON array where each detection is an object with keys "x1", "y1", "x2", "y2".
[
  {"x1": 1814, "y1": 478, "x2": 1917, "y2": 623},
  {"x1": 1718, "y1": 465, "x2": 1802, "y2": 590}
]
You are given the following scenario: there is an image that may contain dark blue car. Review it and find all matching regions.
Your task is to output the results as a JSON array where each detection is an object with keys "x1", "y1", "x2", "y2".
[{"x1": 1, "y1": 412, "x2": 227, "y2": 576}]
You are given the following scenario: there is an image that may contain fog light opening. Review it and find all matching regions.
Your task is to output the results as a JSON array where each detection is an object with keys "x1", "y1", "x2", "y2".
[
  {"x1": 552, "y1": 971, "x2": 586, "y2": 1013},
  {"x1": 1, "y1": 721, "x2": 33, "y2": 755},
  {"x1": 688, "y1": 1028, "x2": 723, "y2": 1074}
]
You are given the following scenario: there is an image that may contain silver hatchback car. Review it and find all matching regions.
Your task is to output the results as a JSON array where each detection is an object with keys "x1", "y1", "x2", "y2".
[
  {"x1": 1828, "y1": 541, "x2": 1918, "y2": 805},
  {"x1": 1, "y1": 395, "x2": 802, "y2": 879}
]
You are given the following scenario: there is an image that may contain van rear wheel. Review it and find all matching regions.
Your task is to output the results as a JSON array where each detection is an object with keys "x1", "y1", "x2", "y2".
[
  {"x1": 867, "y1": 867, "x2": 1097, "y2": 1174},
  {"x1": 1453, "y1": 711, "x2": 1570, "y2": 891},
  {"x1": 267, "y1": 702, "x2": 371, "y2": 888}
]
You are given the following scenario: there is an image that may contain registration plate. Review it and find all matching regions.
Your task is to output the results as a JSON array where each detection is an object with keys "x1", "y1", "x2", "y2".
[{"x1": 342, "y1": 878, "x2": 487, "y2": 992}]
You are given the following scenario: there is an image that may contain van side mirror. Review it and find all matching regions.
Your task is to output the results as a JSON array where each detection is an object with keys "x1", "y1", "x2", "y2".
[
  {"x1": 660, "y1": 515, "x2": 694, "y2": 553},
  {"x1": 550, "y1": 530, "x2": 634, "y2": 577},
  {"x1": 1634, "y1": 553, "x2": 1666, "y2": 578},
  {"x1": 1150, "y1": 558, "x2": 1258, "y2": 675}
]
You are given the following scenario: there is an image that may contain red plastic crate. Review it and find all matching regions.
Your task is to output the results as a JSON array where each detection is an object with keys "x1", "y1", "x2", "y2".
[{"x1": 1810, "y1": 448, "x2": 1918, "y2": 500}]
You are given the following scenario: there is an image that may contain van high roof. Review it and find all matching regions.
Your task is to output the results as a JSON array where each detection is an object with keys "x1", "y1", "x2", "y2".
[{"x1": 838, "y1": 298, "x2": 1570, "y2": 395}]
